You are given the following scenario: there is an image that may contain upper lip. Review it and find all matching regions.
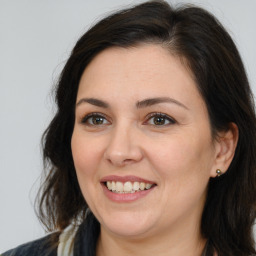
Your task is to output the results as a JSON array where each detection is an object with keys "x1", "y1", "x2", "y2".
[{"x1": 100, "y1": 175, "x2": 156, "y2": 184}]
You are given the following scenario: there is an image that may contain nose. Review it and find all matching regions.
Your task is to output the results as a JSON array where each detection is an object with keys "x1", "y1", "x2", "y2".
[{"x1": 104, "y1": 124, "x2": 143, "y2": 167}]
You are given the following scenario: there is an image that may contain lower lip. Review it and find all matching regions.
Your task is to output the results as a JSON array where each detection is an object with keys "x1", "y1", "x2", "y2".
[{"x1": 101, "y1": 183, "x2": 156, "y2": 203}]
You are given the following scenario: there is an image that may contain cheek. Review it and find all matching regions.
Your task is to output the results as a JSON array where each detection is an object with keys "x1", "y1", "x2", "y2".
[
  {"x1": 146, "y1": 131, "x2": 214, "y2": 181},
  {"x1": 71, "y1": 132, "x2": 104, "y2": 207},
  {"x1": 71, "y1": 132, "x2": 103, "y2": 180}
]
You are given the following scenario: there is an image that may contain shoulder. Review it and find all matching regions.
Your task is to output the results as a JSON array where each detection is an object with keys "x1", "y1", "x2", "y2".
[{"x1": 1, "y1": 232, "x2": 60, "y2": 256}]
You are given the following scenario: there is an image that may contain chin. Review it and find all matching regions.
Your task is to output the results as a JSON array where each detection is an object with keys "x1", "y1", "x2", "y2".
[{"x1": 98, "y1": 211, "x2": 156, "y2": 238}]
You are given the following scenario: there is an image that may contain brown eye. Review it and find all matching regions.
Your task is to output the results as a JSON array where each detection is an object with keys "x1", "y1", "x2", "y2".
[
  {"x1": 147, "y1": 113, "x2": 176, "y2": 126},
  {"x1": 153, "y1": 116, "x2": 166, "y2": 125},
  {"x1": 81, "y1": 113, "x2": 109, "y2": 126},
  {"x1": 92, "y1": 116, "x2": 105, "y2": 125}
]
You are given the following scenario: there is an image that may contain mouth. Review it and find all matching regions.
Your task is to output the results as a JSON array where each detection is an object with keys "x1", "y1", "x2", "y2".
[
  {"x1": 100, "y1": 175, "x2": 157, "y2": 195},
  {"x1": 103, "y1": 181, "x2": 156, "y2": 194},
  {"x1": 100, "y1": 176, "x2": 157, "y2": 202}
]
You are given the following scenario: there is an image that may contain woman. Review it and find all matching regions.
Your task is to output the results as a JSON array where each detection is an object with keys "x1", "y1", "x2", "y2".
[{"x1": 2, "y1": 1, "x2": 256, "y2": 255}]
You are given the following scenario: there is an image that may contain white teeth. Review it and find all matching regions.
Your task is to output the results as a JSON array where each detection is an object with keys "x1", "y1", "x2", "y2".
[
  {"x1": 124, "y1": 181, "x2": 133, "y2": 192},
  {"x1": 139, "y1": 182, "x2": 145, "y2": 190},
  {"x1": 133, "y1": 181, "x2": 140, "y2": 191},
  {"x1": 111, "y1": 181, "x2": 116, "y2": 191},
  {"x1": 145, "y1": 183, "x2": 152, "y2": 189},
  {"x1": 106, "y1": 181, "x2": 112, "y2": 190},
  {"x1": 105, "y1": 181, "x2": 154, "y2": 193},
  {"x1": 116, "y1": 181, "x2": 124, "y2": 192}
]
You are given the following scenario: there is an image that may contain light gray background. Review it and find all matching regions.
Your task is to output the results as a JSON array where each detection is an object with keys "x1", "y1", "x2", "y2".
[{"x1": 0, "y1": 0, "x2": 255, "y2": 253}]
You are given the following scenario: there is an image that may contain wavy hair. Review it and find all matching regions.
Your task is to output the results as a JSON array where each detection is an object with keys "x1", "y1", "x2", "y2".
[{"x1": 36, "y1": 1, "x2": 256, "y2": 255}]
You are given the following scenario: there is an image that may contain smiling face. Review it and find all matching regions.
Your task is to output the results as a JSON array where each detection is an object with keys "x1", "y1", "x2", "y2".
[{"x1": 71, "y1": 44, "x2": 219, "y2": 240}]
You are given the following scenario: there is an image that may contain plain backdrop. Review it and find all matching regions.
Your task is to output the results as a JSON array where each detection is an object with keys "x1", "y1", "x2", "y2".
[{"x1": 0, "y1": 0, "x2": 255, "y2": 253}]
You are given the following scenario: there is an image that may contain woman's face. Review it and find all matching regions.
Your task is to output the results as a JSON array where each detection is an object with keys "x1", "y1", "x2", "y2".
[{"x1": 71, "y1": 45, "x2": 219, "y2": 239}]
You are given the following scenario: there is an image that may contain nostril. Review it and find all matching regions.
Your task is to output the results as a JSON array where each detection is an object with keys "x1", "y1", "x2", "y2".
[
  {"x1": 123, "y1": 159, "x2": 133, "y2": 164},
  {"x1": 106, "y1": 157, "x2": 133, "y2": 167}
]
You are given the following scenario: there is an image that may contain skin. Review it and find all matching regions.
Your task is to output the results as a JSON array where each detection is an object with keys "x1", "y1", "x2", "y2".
[{"x1": 71, "y1": 44, "x2": 238, "y2": 256}]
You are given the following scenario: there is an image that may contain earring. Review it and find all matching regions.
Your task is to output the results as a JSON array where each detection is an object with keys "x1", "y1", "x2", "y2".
[{"x1": 216, "y1": 169, "x2": 222, "y2": 177}]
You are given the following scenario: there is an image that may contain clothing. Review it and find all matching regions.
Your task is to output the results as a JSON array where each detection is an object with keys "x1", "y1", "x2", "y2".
[
  {"x1": 1, "y1": 233, "x2": 59, "y2": 256},
  {"x1": 2, "y1": 213, "x2": 213, "y2": 256},
  {"x1": 1, "y1": 213, "x2": 100, "y2": 256}
]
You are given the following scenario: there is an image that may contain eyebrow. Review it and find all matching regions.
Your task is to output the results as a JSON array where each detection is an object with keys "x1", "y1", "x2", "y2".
[
  {"x1": 136, "y1": 97, "x2": 189, "y2": 110},
  {"x1": 76, "y1": 98, "x2": 109, "y2": 108},
  {"x1": 76, "y1": 97, "x2": 188, "y2": 110}
]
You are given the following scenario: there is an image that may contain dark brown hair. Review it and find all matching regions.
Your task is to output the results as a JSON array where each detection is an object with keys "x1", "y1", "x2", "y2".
[{"x1": 37, "y1": 1, "x2": 256, "y2": 255}]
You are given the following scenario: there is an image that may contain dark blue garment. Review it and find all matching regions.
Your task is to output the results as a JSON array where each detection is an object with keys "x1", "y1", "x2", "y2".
[
  {"x1": 2, "y1": 213, "x2": 100, "y2": 256},
  {"x1": 1, "y1": 233, "x2": 59, "y2": 256},
  {"x1": 73, "y1": 212, "x2": 100, "y2": 256}
]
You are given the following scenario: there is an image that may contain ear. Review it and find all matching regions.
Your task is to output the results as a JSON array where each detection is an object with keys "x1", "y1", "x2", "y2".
[{"x1": 210, "y1": 122, "x2": 239, "y2": 178}]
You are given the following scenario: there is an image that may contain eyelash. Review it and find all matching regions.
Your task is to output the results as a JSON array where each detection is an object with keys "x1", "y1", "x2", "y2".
[
  {"x1": 80, "y1": 112, "x2": 176, "y2": 127},
  {"x1": 145, "y1": 112, "x2": 176, "y2": 126},
  {"x1": 80, "y1": 112, "x2": 109, "y2": 126}
]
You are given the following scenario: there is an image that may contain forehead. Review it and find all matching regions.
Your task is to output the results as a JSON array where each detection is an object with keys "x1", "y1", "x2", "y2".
[{"x1": 77, "y1": 44, "x2": 203, "y2": 108}]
